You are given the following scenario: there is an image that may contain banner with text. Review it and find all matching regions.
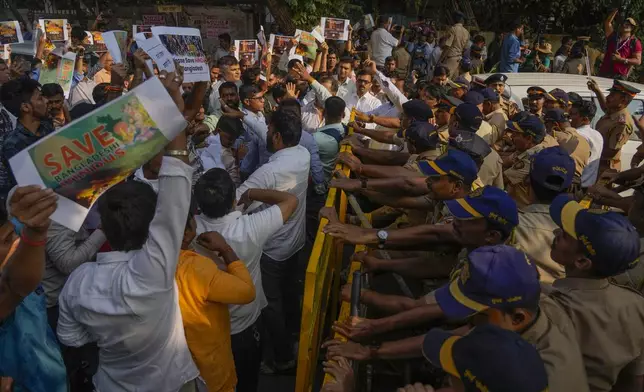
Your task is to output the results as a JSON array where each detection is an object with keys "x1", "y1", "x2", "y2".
[
  {"x1": 152, "y1": 26, "x2": 209, "y2": 82},
  {"x1": 9, "y1": 77, "x2": 187, "y2": 231}
]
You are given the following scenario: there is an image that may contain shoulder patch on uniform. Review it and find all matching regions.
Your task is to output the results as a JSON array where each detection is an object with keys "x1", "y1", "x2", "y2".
[{"x1": 617, "y1": 113, "x2": 627, "y2": 124}]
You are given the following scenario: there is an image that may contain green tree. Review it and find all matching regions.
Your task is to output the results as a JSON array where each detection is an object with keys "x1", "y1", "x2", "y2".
[{"x1": 267, "y1": 0, "x2": 363, "y2": 34}]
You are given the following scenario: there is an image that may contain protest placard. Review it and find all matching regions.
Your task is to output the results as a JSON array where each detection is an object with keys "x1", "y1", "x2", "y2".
[
  {"x1": 0, "y1": 21, "x2": 23, "y2": 45},
  {"x1": 321, "y1": 17, "x2": 350, "y2": 41},
  {"x1": 142, "y1": 15, "x2": 166, "y2": 26},
  {"x1": 84, "y1": 31, "x2": 107, "y2": 53},
  {"x1": 102, "y1": 30, "x2": 128, "y2": 64},
  {"x1": 205, "y1": 17, "x2": 230, "y2": 39},
  {"x1": 363, "y1": 14, "x2": 375, "y2": 30},
  {"x1": 269, "y1": 34, "x2": 292, "y2": 55},
  {"x1": 311, "y1": 25, "x2": 324, "y2": 43},
  {"x1": 257, "y1": 26, "x2": 267, "y2": 55},
  {"x1": 9, "y1": 76, "x2": 187, "y2": 232},
  {"x1": 133, "y1": 25, "x2": 154, "y2": 39},
  {"x1": 38, "y1": 49, "x2": 76, "y2": 98},
  {"x1": 39, "y1": 19, "x2": 68, "y2": 42},
  {"x1": 137, "y1": 35, "x2": 176, "y2": 73},
  {"x1": 234, "y1": 40, "x2": 259, "y2": 64},
  {"x1": 152, "y1": 26, "x2": 209, "y2": 82},
  {"x1": 291, "y1": 29, "x2": 318, "y2": 60}
]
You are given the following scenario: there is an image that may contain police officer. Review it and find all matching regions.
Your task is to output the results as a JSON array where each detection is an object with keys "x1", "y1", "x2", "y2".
[
  {"x1": 549, "y1": 195, "x2": 644, "y2": 392},
  {"x1": 448, "y1": 76, "x2": 470, "y2": 100},
  {"x1": 515, "y1": 147, "x2": 575, "y2": 283},
  {"x1": 544, "y1": 108, "x2": 591, "y2": 187},
  {"x1": 431, "y1": 245, "x2": 589, "y2": 391},
  {"x1": 449, "y1": 123, "x2": 503, "y2": 190},
  {"x1": 440, "y1": 11, "x2": 470, "y2": 78},
  {"x1": 484, "y1": 73, "x2": 519, "y2": 119},
  {"x1": 503, "y1": 113, "x2": 558, "y2": 207},
  {"x1": 588, "y1": 78, "x2": 639, "y2": 174},
  {"x1": 481, "y1": 88, "x2": 508, "y2": 134},
  {"x1": 463, "y1": 90, "x2": 503, "y2": 146},
  {"x1": 545, "y1": 88, "x2": 571, "y2": 112},
  {"x1": 526, "y1": 86, "x2": 547, "y2": 119},
  {"x1": 434, "y1": 96, "x2": 462, "y2": 143}
]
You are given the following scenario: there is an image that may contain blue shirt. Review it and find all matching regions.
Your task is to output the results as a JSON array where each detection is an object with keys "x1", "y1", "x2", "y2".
[
  {"x1": 0, "y1": 286, "x2": 67, "y2": 392},
  {"x1": 0, "y1": 120, "x2": 55, "y2": 197},
  {"x1": 499, "y1": 34, "x2": 521, "y2": 73}
]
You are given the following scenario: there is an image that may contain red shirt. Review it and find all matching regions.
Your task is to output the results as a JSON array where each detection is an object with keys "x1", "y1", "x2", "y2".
[{"x1": 600, "y1": 33, "x2": 642, "y2": 77}]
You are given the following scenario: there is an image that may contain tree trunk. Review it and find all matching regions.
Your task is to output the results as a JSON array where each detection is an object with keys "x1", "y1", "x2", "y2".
[{"x1": 265, "y1": 0, "x2": 297, "y2": 35}]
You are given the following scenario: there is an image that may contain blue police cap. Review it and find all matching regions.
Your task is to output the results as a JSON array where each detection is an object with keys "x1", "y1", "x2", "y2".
[
  {"x1": 423, "y1": 324, "x2": 549, "y2": 392},
  {"x1": 550, "y1": 195, "x2": 641, "y2": 277},
  {"x1": 531, "y1": 147, "x2": 575, "y2": 191},
  {"x1": 435, "y1": 245, "x2": 541, "y2": 319},
  {"x1": 445, "y1": 186, "x2": 519, "y2": 235},
  {"x1": 417, "y1": 149, "x2": 478, "y2": 185}
]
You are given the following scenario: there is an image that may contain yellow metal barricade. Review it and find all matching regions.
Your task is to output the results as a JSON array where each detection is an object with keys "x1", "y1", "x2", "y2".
[{"x1": 295, "y1": 112, "x2": 355, "y2": 392}]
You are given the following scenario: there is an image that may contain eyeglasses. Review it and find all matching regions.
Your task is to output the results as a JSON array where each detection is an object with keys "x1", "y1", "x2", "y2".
[
  {"x1": 357, "y1": 79, "x2": 372, "y2": 84},
  {"x1": 250, "y1": 96, "x2": 265, "y2": 101}
]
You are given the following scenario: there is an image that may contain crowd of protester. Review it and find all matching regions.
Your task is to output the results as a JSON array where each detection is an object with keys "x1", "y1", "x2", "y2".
[{"x1": 0, "y1": 8, "x2": 643, "y2": 392}]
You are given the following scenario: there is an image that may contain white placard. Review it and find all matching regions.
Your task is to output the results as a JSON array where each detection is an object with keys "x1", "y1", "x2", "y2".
[
  {"x1": 151, "y1": 26, "x2": 209, "y2": 83},
  {"x1": 321, "y1": 17, "x2": 350, "y2": 41}
]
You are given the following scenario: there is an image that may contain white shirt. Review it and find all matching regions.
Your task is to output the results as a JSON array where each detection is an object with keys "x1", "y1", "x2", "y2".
[
  {"x1": 198, "y1": 134, "x2": 226, "y2": 172},
  {"x1": 133, "y1": 168, "x2": 159, "y2": 193},
  {"x1": 236, "y1": 145, "x2": 310, "y2": 260},
  {"x1": 301, "y1": 80, "x2": 350, "y2": 134},
  {"x1": 345, "y1": 91, "x2": 382, "y2": 115},
  {"x1": 68, "y1": 79, "x2": 97, "y2": 109},
  {"x1": 214, "y1": 47, "x2": 232, "y2": 64},
  {"x1": 57, "y1": 157, "x2": 199, "y2": 392},
  {"x1": 336, "y1": 77, "x2": 357, "y2": 103},
  {"x1": 370, "y1": 28, "x2": 399, "y2": 67},
  {"x1": 576, "y1": 124, "x2": 604, "y2": 187},
  {"x1": 195, "y1": 206, "x2": 283, "y2": 334}
]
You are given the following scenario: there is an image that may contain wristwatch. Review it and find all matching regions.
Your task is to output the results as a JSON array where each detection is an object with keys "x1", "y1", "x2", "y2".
[
  {"x1": 377, "y1": 230, "x2": 388, "y2": 249},
  {"x1": 165, "y1": 149, "x2": 189, "y2": 157}
]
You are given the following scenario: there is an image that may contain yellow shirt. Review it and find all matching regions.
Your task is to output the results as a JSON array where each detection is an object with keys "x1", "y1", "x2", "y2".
[
  {"x1": 176, "y1": 250, "x2": 256, "y2": 392},
  {"x1": 93, "y1": 68, "x2": 111, "y2": 84}
]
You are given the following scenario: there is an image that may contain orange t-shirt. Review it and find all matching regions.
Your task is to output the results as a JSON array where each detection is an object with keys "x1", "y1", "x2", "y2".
[{"x1": 175, "y1": 250, "x2": 255, "y2": 392}]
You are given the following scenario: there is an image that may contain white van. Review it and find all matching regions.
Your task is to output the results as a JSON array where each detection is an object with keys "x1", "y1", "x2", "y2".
[{"x1": 478, "y1": 73, "x2": 643, "y2": 170}]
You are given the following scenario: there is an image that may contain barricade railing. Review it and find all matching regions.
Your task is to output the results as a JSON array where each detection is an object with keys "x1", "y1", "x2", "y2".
[{"x1": 295, "y1": 112, "x2": 355, "y2": 392}]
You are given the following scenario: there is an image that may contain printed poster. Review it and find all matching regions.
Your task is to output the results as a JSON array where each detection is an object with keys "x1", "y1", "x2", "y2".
[
  {"x1": 39, "y1": 19, "x2": 68, "y2": 42},
  {"x1": 269, "y1": 34, "x2": 292, "y2": 55},
  {"x1": 9, "y1": 76, "x2": 187, "y2": 232},
  {"x1": 205, "y1": 17, "x2": 230, "y2": 39},
  {"x1": 363, "y1": 14, "x2": 375, "y2": 30},
  {"x1": 0, "y1": 21, "x2": 23, "y2": 45},
  {"x1": 136, "y1": 35, "x2": 176, "y2": 73},
  {"x1": 133, "y1": 25, "x2": 153, "y2": 39},
  {"x1": 152, "y1": 26, "x2": 209, "y2": 82},
  {"x1": 85, "y1": 31, "x2": 107, "y2": 53},
  {"x1": 321, "y1": 17, "x2": 350, "y2": 41},
  {"x1": 142, "y1": 15, "x2": 166, "y2": 26},
  {"x1": 234, "y1": 40, "x2": 259, "y2": 64},
  {"x1": 290, "y1": 29, "x2": 318, "y2": 60},
  {"x1": 38, "y1": 49, "x2": 76, "y2": 98},
  {"x1": 257, "y1": 26, "x2": 267, "y2": 55},
  {"x1": 102, "y1": 30, "x2": 128, "y2": 64}
]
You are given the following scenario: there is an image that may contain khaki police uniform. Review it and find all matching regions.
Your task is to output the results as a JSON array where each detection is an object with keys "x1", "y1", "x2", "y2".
[
  {"x1": 479, "y1": 148, "x2": 504, "y2": 189},
  {"x1": 437, "y1": 124, "x2": 449, "y2": 144},
  {"x1": 612, "y1": 238, "x2": 644, "y2": 293},
  {"x1": 595, "y1": 107, "x2": 635, "y2": 173},
  {"x1": 485, "y1": 108, "x2": 508, "y2": 138},
  {"x1": 515, "y1": 204, "x2": 564, "y2": 283},
  {"x1": 477, "y1": 120, "x2": 503, "y2": 146},
  {"x1": 503, "y1": 142, "x2": 552, "y2": 208},
  {"x1": 441, "y1": 23, "x2": 470, "y2": 78},
  {"x1": 522, "y1": 295, "x2": 590, "y2": 392},
  {"x1": 500, "y1": 96, "x2": 519, "y2": 119},
  {"x1": 552, "y1": 126, "x2": 591, "y2": 180},
  {"x1": 550, "y1": 278, "x2": 644, "y2": 392}
]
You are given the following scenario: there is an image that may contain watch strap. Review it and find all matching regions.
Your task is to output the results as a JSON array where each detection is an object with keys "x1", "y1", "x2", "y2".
[{"x1": 165, "y1": 149, "x2": 190, "y2": 157}]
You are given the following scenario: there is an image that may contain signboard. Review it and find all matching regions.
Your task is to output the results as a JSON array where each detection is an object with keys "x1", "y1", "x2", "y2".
[
  {"x1": 157, "y1": 5, "x2": 182, "y2": 13},
  {"x1": 142, "y1": 15, "x2": 167, "y2": 26},
  {"x1": 205, "y1": 17, "x2": 230, "y2": 39}
]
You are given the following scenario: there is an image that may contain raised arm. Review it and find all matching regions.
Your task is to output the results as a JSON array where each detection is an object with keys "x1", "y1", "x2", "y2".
[
  {"x1": 125, "y1": 71, "x2": 192, "y2": 291},
  {"x1": 605, "y1": 9, "x2": 618, "y2": 38},
  {"x1": 237, "y1": 188, "x2": 298, "y2": 224},
  {"x1": 46, "y1": 223, "x2": 106, "y2": 275},
  {"x1": 0, "y1": 186, "x2": 57, "y2": 321}
]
